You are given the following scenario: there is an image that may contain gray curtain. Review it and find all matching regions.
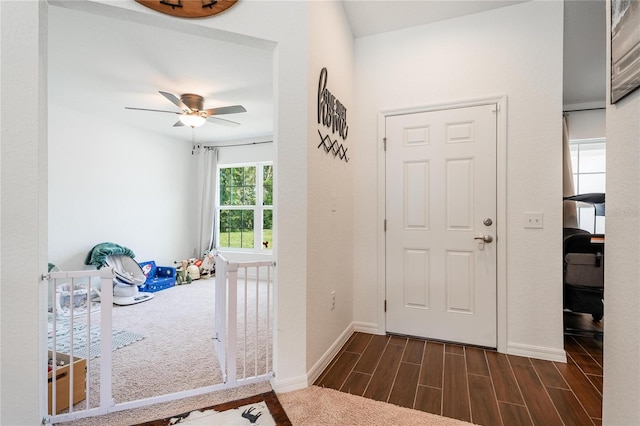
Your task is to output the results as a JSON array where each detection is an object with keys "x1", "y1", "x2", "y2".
[
  {"x1": 196, "y1": 147, "x2": 218, "y2": 255},
  {"x1": 563, "y1": 115, "x2": 579, "y2": 228}
]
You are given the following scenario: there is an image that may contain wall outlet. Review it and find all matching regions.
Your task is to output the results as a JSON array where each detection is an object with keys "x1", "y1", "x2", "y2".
[
  {"x1": 524, "y1": 212, "x2": 544, "y2": 229},
  {"x1": 330, "y1": 290, "x2": 336, "y2": 310}
]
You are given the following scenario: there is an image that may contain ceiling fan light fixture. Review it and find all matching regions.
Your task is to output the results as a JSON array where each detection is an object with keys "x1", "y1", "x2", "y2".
[{"x1": 179, "y1": 112, "x2": 207, "y2": 128}]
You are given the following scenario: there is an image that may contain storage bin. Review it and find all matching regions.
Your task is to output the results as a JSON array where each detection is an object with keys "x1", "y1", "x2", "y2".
[
  {"x1": 47, "y1": 351, "x2": 86, "y2": 414},
  {"x1": 565, "y1": 252, "x2": 604, "y2": 288}
]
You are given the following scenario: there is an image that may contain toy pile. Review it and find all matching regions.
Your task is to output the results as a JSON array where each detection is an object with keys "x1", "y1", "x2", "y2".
[{"x1": 175, "y1": 251, "x2": 216, "y2": 285}]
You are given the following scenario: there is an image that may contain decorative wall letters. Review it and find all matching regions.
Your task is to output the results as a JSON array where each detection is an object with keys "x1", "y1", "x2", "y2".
[{"x1": 317, "y1": 68, "x2": 350, "y2": 163}]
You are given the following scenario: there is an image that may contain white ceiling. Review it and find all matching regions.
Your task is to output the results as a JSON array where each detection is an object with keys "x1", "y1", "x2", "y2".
[
  {"x1": 342, "y1": 0, "x2": 530, "y2": 38},
  {"x1": 49, "y1": 6, "x2": 274, "y2": 144},
  {"x1": 342, "y1": 0, "x2": 606, "y2": 108},
  {"x1": 48, "y1": 1, "x2": 605, "y2": 145}
]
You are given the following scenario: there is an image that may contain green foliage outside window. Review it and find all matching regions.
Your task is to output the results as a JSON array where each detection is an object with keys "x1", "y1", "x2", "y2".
[{"x1": 218, "y1": 163, "x2": 273, "y2": 250}]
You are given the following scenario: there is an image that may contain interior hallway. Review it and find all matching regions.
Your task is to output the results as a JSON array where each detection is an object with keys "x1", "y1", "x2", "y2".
[{"x1": 316, "y1": 326, "x2": 603, "y2": 426}]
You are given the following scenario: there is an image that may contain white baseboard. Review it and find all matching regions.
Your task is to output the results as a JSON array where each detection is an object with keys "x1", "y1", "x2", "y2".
[
  {"x1": 271, "y1": 374, "x2": 308, "y2": 393},
  {"x1": 306, "y1": 322, "x2": 355, "y2": 386},
  {"x1": 353, "y1": 321, "x2": 382, "y2": 335},
  {"x1": 507, "y1": 342, "x2": 567, "y2": 363},
  {"x1": 274, "y1": 322, "x2": 381, "y2": 394}
]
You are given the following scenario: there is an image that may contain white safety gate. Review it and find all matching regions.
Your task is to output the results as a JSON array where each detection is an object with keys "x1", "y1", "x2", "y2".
[{"x1": 44, "y1": 255, "x2": 274, "y2": 424}]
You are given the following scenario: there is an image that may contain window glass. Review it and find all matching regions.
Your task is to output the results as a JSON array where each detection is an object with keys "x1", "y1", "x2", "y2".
[
  {"x1": 263, "y1": 165, "x2": 273, "y2": 206},
  {"x1": 262, "y1": 209, "x2": 273, "y2": 249},
  {"x1": 578, "y1": 142, "x2": 606, "y2": 173},
  {"x1": 217, "y1": 163, "x2": 273, "y2": 251},
  {"x1": 578, "y1": 173, "x2": 606, "y2": 194},
  {"x1": 569, "y1": 138, "x2": 606, "y2": 233},
  {"x1": 219, "y1": 209, "x2": 255, "y2": 249}
]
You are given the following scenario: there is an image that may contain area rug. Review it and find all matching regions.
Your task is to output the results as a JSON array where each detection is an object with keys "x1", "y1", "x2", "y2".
[
  {"x1": 135, "y1": 391, "x2": 291, "y2": 426},
  {"x1": 278, "y1": 386, "x2": 474, "y2": 426},
  {"x1": 48, "y1": 322, "x2": 144, "y2": 360}
]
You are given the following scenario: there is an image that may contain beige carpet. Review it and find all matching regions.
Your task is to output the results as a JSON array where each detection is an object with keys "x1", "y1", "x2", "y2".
[
  {"x1": 68, "y1": 277, "x2": 271, "y2": 407},
  {"x1": 54, "y1": 276, "x2": 272, "y2": 424},
  {"x1": 278, "y1": 386, "x2": 475, "y2": 425},
  {"x1": 57, "y1": 382, "x2": 272, "y2": 425}
]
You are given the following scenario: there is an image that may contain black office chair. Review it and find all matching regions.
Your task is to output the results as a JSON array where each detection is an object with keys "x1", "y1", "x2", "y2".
[{"x1": 563, "y1": 233, "x2": 604, "y2": 322}]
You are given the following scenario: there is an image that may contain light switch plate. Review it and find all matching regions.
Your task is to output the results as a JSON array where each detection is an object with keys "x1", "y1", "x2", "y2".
[{"x1": 524, "y1": 212, "x2": 544, "y2": 229}]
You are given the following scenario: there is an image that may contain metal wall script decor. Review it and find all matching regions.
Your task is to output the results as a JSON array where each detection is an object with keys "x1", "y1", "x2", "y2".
[{"x1": 317, "y1": 67, "x2": 349, "y2": 163}]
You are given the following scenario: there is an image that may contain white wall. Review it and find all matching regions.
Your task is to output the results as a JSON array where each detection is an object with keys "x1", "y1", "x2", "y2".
[
  {"x1": 60, "y1": 0, "x2": 312, "y2": 394},
  {"x1": 1, "y1": 1, "x2": 311, "y2": 422},
  {"x1": 566, "y1": 109, "x2": 606, "y2": 140},
  {"x1": 0, "y1": 2, "x2": 49, "y2": 423},
  {"x1": 352, "y1": 1, "x2": 566, "y2": 357},
  {"x1": 306, "y1": 0, "x2": 354, "y2": 378},
  {"x1": 213, "y1": 137, "x2": 274, "y2": 165},
  {"x1": 603, "y1": 2, "x2": 640, "y2": 422},
  {"x1": 48, "y1": 103, "x2": 195, "y2": 268}
]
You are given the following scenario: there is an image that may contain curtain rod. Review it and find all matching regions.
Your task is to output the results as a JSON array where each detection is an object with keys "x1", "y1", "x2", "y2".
[
  {"x1": 563, "y1": 107, "x2": 605, "y2": 113},
  {"x1": 205, "y1": 141, "x2": 273, "y2": 149}
]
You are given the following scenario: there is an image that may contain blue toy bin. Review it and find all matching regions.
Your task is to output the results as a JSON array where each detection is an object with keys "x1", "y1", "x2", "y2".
[{"x1": 138, "y1": 261, "x2": 176, "y2": 293}]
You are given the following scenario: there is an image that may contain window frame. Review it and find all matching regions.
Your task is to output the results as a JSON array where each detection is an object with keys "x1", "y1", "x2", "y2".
[
  {"x1": 569, "y1": 137, "x2": 606, "y2": 233},
  {"x1": 215, "y1": 161, "x2": 273, "y2": 252}
]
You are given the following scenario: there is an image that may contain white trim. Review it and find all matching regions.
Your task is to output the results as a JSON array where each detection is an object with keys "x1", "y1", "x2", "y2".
[
  {"x1": 508, "y1": 342, "x2": 567, "y2": 363},
  {"x1": 306, "y1": 322, "x2": 355, "y2": 385},
  {"x1": 271, "y1": 374, "x2": 308, "y2": 393},
  {"x1": 569, "y1": 137, "x2": 606, "y2": 145},
  {"x1": 377, "y1": 96, "x2": 508, "y2": 353},
  {"x1": 353, "y1": 321, "x2": 382, "y2": 335}
]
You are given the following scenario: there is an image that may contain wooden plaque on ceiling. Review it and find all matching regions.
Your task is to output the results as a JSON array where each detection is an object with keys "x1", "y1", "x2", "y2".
[{"x1": 135, "y1": 0, "x2": 238, "y2": 19}]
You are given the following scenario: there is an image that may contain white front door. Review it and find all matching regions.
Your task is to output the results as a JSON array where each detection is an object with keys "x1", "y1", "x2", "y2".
[{"x1": 385, "y1": 104, "x2": 497, "y2": 347}]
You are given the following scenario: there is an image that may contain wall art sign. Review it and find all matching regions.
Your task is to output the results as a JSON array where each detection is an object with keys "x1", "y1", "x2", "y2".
[
  {"x1": 135, "y1": 0, "x2": 238, "y2": 19},
  {"x1": 611, "y1": 0, "x2": 640, "y2": 104},
  {"x1": 317, "y1": 67, "x2": 350, "y2": 163}
]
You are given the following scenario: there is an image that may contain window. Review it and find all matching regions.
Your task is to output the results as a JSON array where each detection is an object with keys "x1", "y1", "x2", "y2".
[
  {"x1": 217, "y1": 163, "x2": 273, "y2": 250},
  {"x1": 570, "y1": 138, "x2": 605, "y2": 233}
]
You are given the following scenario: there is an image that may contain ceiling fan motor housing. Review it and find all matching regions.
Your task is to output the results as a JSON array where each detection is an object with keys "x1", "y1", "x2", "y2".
[{"x1": 180, "y1": 93, "x2": 205, "y2": 111}]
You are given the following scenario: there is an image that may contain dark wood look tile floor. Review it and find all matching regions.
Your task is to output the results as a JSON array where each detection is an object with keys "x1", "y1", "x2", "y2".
[{"x1": 315, "y1": 329, "x2": 603, "y2": 425}]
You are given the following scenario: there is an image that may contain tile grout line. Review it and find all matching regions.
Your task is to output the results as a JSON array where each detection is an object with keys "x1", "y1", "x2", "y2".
[
  {"x1": 386, "y1": 338, "x2": 409, "y2": 403},
  {"x1": 360, "y1": 335, "x2": 390, "y2": 398},
  {"x1": 523, "y1": 356, "x2": 568, "y2": 425},
  {"x1": 552, "y1": 353, "x2": 600, "y2": 425},
  {"x1": 411, "y1": 340, "x2": 426, "y2": 410},
  {"x1": 505, "y1": 353, "x2": 536, "y2": 426},
  {"x1": 439, "y1": 343, "x2": 445, "y2": 416},
  {"x1": 337, "y1": 332, "x2": 372, "y2": 393},
  {"x1": 463, "y1": 347, "x2": 473, "y2": 424},
  {"x1": 477, "y1": 348, "x2": 504, "y2": 425}
]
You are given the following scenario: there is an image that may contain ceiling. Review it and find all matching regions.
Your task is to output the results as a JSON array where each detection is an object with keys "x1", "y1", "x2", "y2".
[
  {"x1": 49, "y1": 1, "x2": 605, "y2": 145},
  {"x1": 342, "y1": 0, "x2": 606, "y2": 108},
  {"x1": 49, "y1": 5, "x2": 274, "y2": 144}
]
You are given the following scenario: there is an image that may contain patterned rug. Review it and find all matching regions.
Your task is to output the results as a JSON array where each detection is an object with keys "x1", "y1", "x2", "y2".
[
  {"x1": 136, "y1": 391, "x2": 291, "y2": 426},
  {"x1": 48, "y1": 322, "x2": 144, "y2": 360}
]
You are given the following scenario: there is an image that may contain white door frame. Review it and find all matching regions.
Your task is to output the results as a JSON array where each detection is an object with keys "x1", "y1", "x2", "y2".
[{"x1": 376, "y1": 96, "x2": 508, "y2": 353}]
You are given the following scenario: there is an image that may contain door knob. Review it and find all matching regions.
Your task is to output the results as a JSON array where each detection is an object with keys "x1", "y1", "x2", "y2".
[
  {"x1": 474, "y1": 235, "x2": 493, "y2": 243},
  {"x1": 474, "y1": 234, "x2": 493, "y2": 250}
]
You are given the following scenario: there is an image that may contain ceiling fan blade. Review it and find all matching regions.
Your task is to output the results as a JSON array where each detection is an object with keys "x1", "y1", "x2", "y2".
[
  {"x1": 204, "y1": 105, "x2": 247, "y2": 116},
  {"x1": 173, "y1": 120, "x2": 185, "y2": 127},
  {"x1": 159, "y1": 91, "x2": 191, "y2": 112},
  {"x1": 206, "y1": 116, "x2": 241, "y2": 127},
  {"x1": 125, "y1": 106, "x2": 181, "y2": 114}
]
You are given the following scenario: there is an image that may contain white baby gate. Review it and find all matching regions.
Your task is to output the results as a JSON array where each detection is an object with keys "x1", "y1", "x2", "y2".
[{"x1": 43, "y1": 255, "x2": 274, "y2": 424}]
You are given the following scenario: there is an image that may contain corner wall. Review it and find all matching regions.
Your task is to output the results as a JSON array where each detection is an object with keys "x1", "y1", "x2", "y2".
[
  {"x1": 0, "y1": 1, "x2": 311, "y2": 422},
  {"x1": 352, "y1": 0, "x2": 566, "y2": 357},
  {"x1": 0, "y1": 2, "x2": 49, "y2": 424},
  {"x1": 306, "y1": 0, "x2": 355, "y2": 379},
  {"x1": 48, "y1": 103, "x2": 195, "y2": 268},
  {"x1": 603, "y1": 1, "x2": 640, "y2": 422}
]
